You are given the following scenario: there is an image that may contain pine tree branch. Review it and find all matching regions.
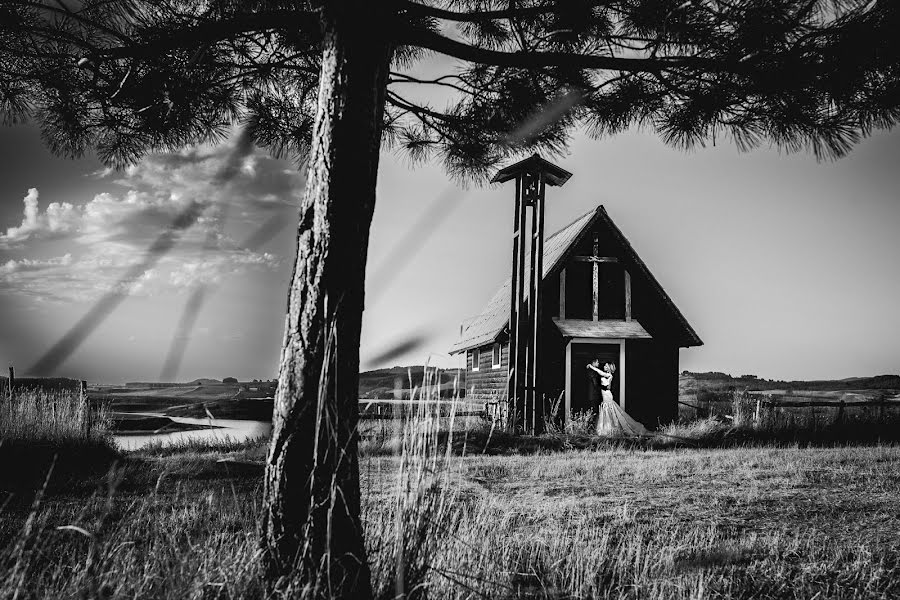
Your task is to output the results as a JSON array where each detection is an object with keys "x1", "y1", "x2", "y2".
[
  {"x1": 389, "y1": 72, "x2": 475, "y2": 96},
  {"x1": 402, "y1": 28, "x2": 741, "y2": 74},
  {"x1": 388, "y1": 100, "x2": 467, "y2": 148},
  {"x1": 402, "y1": 1, "x2": 560, "y2": 23},
  {"x1": 386, "y1": 91, "x2": 461, "y2": 123},
  {"x1": 102, "y1": 11, "x2": 319, "y2": 59},
  {"x1": 7, "y1": 8, "x2": 321, "y2": 61},
  {"x1": 12, "y1": 0, "x2": 136, "y2": 45}
]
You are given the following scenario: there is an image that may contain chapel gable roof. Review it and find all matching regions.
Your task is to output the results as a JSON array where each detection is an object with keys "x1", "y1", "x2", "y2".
[{"x1": 449, "y1": 205, "x2": 702, "y2": 354}]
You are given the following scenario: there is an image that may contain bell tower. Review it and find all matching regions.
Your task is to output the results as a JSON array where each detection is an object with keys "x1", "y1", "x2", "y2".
[{"x1": 491, "y1": 155, "x2": 571, "y2": 433}]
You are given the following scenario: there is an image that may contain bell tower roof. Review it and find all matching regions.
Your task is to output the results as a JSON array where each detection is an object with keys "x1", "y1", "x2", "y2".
[{"x1": 490, "y1": 153, "x2": 573, "y2": 187}]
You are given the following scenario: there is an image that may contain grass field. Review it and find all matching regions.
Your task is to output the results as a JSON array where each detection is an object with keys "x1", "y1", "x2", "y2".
[
  {"x1": 4, "y1": 385, "x2": 900, "y2": 598},
  {"x1": 3, "y1": 432, "x2": 900, "y2": 598},
  {"x1": 361, "y1": 441, "x2": 900, "y2": 598}
]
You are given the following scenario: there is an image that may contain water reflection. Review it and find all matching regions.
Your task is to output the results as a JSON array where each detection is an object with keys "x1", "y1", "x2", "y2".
[{"x1": 114, "y1": 414, "x2": 271, "y2": 451}]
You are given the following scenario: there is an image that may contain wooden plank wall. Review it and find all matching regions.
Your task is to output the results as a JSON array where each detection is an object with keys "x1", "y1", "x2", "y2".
[
  {"x1": 538, "y1": 317, "x2": 568, "y2": 408},
  {"x1": 624, "y1": 340, "x2": 679, "y2": 427},
  {"x1": 466, "y1": 342, "x2": 510, "y2": 400}
]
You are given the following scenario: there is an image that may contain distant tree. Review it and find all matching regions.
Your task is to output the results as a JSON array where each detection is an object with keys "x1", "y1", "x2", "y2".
[
  {"x1": 3, "y1": 1, "x2": 898, "y2": 596},
  {"x1": 223, "y1": 376, "x2": 238, "y2": 384}
]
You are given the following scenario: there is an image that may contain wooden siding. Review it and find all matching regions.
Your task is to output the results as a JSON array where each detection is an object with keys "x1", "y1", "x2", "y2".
[
  {"x1": 597, "y1": 262, "x2": 626, "y2": 319},
  {"x1": 624, "y1": 340, "x2": 679, "y2": 427},
  {"x1": 544, "y1": 271, "x2": 560, "y2": 319},
  {"x1": 565, "y1": 262, "x2": 593, "y2": 319},
  {"x1": 539, "y1": 315, "x2": 568, "y2": 417},
  {"x1": 466, "y1": 342, "x2": 509, "y2": 400}
]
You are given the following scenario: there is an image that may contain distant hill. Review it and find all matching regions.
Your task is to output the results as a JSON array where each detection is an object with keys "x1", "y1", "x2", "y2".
[
  {"x1": 358, "y1": 366, "x2": 465, "y2": 399},
  {"x1": 681, "y1": 371, "x2": 900, "y2": 392},
  {"x1": 187, "y1": 378, "x2": 222, "y2": 385}
]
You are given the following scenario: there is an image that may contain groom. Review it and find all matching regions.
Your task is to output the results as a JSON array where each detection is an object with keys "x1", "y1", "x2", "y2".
[{"x1": 586, "y1": 357, "x2": 603, "y2": 412}]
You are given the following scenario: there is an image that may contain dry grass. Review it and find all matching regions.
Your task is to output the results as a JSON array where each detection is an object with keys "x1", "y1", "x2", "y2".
[
  {"x1": 4, "y1": 385, "x2": 900, "y2": 598},
  {"x1": 1, "y1": 390, "x2": 120, "y2": 497},
  {"x1": 0, "y1": 457, "x2": 267, "y2": 599},
  {"x1": 3, "y1": 430, "x2": 900, "y2": 598},
  {"x1": 137, "y1": 434, "x2": 271, "y2": 458},
  {"x1": 361, "y1": 443, "x2": 900, "y2": 599},
  {"x1": 0, "y1": 389, "x2": 110, "y2": 445}
]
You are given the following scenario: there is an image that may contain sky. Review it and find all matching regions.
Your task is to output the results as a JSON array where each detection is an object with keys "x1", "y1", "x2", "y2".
[{"x1": 1, "y1": 115, "x2": 899, "y2": 383}]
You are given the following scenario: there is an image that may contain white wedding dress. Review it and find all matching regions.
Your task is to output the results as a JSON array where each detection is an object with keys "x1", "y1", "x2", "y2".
[{"x1": 595, "y1": 372, "x2": 648, "y2": 437}]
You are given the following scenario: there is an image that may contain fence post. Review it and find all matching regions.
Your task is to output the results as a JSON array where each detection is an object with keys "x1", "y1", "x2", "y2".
[
  {"x1": 754, "y1": 398, "x2": 761, "y2": 426},
  {"x1": 7, "y1": 365, "x2": 14, "y2": 402},
  {"x1": 834, "y1": 400, "x2": 845, "y2": 427},
  {"x1": 81, "y1": 380, "x2": 91, "y2": 438}
]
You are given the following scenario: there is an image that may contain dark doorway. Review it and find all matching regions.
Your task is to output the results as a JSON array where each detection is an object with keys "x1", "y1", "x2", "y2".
[{"x1": 569, "y1": 343, "x2": 620, "y2": 416}]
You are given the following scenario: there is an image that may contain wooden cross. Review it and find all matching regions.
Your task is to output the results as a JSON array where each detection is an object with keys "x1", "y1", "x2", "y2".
[
  {"x1": 592, "y1": 233, "x2": 600, "y2": 320},
  {"x1": 561, "y1": 231, "x2": 632, "y2": 321}
]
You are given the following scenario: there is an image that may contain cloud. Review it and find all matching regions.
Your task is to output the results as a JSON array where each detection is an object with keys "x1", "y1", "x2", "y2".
[
  {"x1": 166, "y1": 251, "x2": 280, "y2": 287},
  {"x1": 108, "y1": 133, "x2": 304, "y2": 211},
  {"x1": 0, "y1": 245, "x2": 280, "y2": 302},
  {"x1": 0, "y1": 253, "x2": 73, "y2": 275},
  {"x1": 0, "y1": 187, "x2": 219, "y2": 255},
  {"x1": 0, "y1": 189, "x2": 80, "y2": 247},
  {"x1": 2, "y1": 131, "x2": 303, "y2": 249},
  {"x1": 0, "y1": 132, "x2": 298, "y2": 303},
  {"x1": 23, "y1": 188, "x2": 38, "y2": 227},
  {"x1": 78, "y1": 190, "x2": 209, "y2": 246}
]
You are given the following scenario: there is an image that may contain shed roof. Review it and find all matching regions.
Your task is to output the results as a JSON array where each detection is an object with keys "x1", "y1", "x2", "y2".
[
  {"x1": 553, "y1": 319, "x2": 651, "y2": 339},
  {"x1": 449, "y1": 205, "x2": 702, "y2": 354}
]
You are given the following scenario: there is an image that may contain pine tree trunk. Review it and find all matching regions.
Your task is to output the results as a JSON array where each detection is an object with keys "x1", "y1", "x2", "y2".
[{"x1": 261, "y1": 3, "x2": 390, "y2": 597}]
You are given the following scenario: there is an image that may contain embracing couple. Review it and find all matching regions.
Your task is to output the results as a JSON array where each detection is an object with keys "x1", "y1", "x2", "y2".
[{"x1": 586, "y1": 358, "x2": 648, "y2": 437}]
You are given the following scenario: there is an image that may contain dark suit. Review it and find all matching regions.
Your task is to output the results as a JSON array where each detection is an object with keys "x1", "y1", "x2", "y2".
[{"x1": 587, "y1": 368, "x2": 602, "y2": 405}]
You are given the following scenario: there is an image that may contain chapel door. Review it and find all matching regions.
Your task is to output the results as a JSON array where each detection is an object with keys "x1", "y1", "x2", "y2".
[{"x1": 569, "y1": 343, "x2": 620, "y2": 417}]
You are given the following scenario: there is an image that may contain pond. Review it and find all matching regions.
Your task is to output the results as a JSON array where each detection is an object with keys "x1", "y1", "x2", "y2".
[
  {"x1": 113, "y1": 413, "x2": 271, "y2": 451},
  {"x1": 111, "y1": 399, "x2": 483, "y2": 451}
]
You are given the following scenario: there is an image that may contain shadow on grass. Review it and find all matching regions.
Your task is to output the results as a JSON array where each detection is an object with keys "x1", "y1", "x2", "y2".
[
  {"x1": 0, "y1": 438, "x2": 122, "y2": 501},
  {"x1": 0, "y1": 435, "x2": 271, "y2": 509}
]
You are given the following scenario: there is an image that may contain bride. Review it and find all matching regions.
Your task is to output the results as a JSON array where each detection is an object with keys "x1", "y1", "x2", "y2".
[{"x1": 587, "y1": 361, "x2": 648, "y2": 436}]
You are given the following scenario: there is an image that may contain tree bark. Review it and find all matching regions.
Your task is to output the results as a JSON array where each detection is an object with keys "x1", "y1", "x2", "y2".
[{"x1": 261, "y1": 3, "x2": 391, "y2": 597}]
